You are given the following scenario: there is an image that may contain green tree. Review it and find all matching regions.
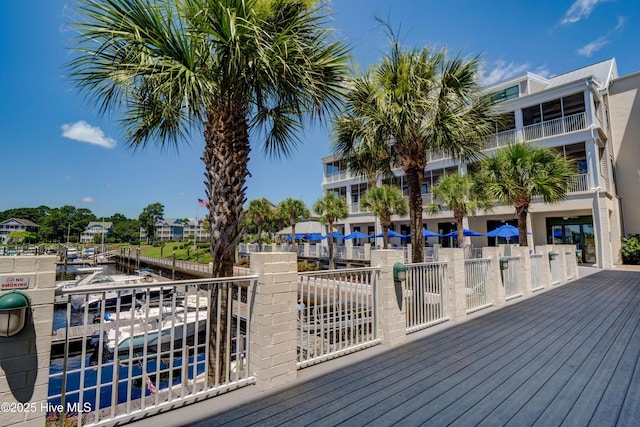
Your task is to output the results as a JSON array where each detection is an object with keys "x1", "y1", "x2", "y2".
[
  {"x1": 277, "y1": 198, "x2": 310, "y2": 250},
  {"x1": 361, "y1": 185, "x2": 408, "y2": 249},
  {"x1": 479, "y1": 143, "x2": 576, "y2": 246},
  {"x1": 245, "y1": 198, "x2": 274, "y2": 251},
  {"x1": 426, "y1": 173, "x2": 493, "y2": 245},
  {"x1": 332, "y1": 24, "x2": 497, "y2": 263},
  {"x1": 68, "y1": 0, "x2": 348, "y2": 383},
  {"x1": 139, "y1": 203, "x2": 164, "y2": 243},
  {"x1": 313, "y1": 193, "x2": 348, "y2": 269}
]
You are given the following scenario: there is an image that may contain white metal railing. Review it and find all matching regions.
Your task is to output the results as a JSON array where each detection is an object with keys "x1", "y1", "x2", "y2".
[
  {"x1": 352, "y1": 246, "x2": 365, "y2": 260},
  {"x1": 323, "y1": 170, "x2": 348, "y2": 183},
  {"x1": 502, "y1": 256, "x2": 522, "y2": 299},
  {"x1": 136, "y1": 255, "x2": 213, "y2": 275},
  {"x1": 349, "y1": 202, "x2": 362, "y2": 214},
  {"x1": 51, "y1": 276, "x2": 257, "y2": 426},
  {"x1": 567, "y1": 173, "x2": 590, "y2": 193},
  {"x1": 481, "y1": 128, "x2": 518, "y2": 150},
  {"x1": 297, "y1": 267, "x2": 380, "y2": 368},
  {"x1": 550, "y1": 254, "x2": 561, "y2": 284},
  {"x1": 309, "y1": 244, "x2": 318, "y2": 258},
  {"x1": 522, "y1": 112, "x2": 587, "y2": 141},
  {"x1": 464, "y1": 258, "x2": 491, "y2": 312},
  {"x1": 530, "y1": 254, "x2": 545, "y2": 291},
  {"x1": 405, "y1": 262, "x2": 448, "y2": 332}
]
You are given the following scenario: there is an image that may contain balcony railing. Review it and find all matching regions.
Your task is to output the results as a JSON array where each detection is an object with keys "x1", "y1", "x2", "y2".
[
  {"x1": 323, "y1": 170, "x2": 348, "y2": 183},
  {"x1": 567, "y1": 173, "x2": 590, "y2": 193},
  {"x1": 522, "y1": 112, "x2": 587, "y2": 141}
]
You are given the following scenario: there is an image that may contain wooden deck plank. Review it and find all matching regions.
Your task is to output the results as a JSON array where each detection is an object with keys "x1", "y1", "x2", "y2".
[{"x1": 187, "y1": 270, "x2": 640, "y2": 427}]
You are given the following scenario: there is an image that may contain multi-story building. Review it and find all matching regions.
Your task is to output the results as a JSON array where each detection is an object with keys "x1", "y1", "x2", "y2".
[
  {"x1": 0, "y1": 218, "x2": 40, "y2": 244},
  {"x1": 80, "y1": 221, "x2": 113, "y2": 243},
  {"x1": 322, "y1": 58, "x2": 636, "y2": 268},
  {"x1": 140, "y1": 218, "x2": 208, "y2": 242}
]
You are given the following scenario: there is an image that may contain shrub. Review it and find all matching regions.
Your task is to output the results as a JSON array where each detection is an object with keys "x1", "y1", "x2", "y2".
[
  {"x1": 621, "y1": 234, "x2": 640, "y2": 265},
  {"x1": 297, "y1": 261, "x2": 318, "y2": 272}
]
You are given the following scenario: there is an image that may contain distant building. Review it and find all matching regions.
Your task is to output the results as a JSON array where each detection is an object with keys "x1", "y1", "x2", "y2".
[
  {"x1": 80, "y1": 222, "x2": 113, "y2": 243},
  {"x1": 140, "y1": 218, "x2": 207, "y2": 242},
  {"x1": 322, "y1": 58, "x2": 636, "y2": 268},
  {"x1": 0, "y1": 218, "x2": 40, "y2": 244}
]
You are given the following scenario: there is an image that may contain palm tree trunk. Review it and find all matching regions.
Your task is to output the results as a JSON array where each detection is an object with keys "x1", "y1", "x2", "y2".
[
  {"x1": 291, "y1": 219, "x2": 297, "y2": 252},
  {"x1": 257, "y1": 222, "x2": 263, "y2": 252},
  {"x1": 406, "y1": 165, "x2": 424, "y2": 262},
  {"x1": 517, "y1": 207, "x2": 529, "y2": 247},
  {"x1": 328, "y1": 221, "x2": 334, "y2": 270},
  {"x1": 381, "y1": 216, "x2": 391, "y2": 249},
  {"x1": 203, "y1": 104, "x2": 250, "y2": 384}
]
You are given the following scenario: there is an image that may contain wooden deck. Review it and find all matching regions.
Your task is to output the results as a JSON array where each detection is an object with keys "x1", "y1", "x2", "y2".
[{"x1": 129, "y1": 269, "x2": 640, "y2": 426}]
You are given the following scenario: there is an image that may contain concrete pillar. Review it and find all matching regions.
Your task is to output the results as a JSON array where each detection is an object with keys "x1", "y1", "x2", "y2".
[
  {"x1": 364, "y1": 243, "x2": 371, "y2": 261},
  {"x1": 438, "y1": 248, "x2": 467, "y2": 323},
  {"x1": 516, "y1": 247, "x2": 533, "y2": 298},
  {"x1": 370, "y1": 250, "x2": 406, "y2": 347},
  {"x1": 303, "y1": 242, "x2": 310, "y2": 258},
  {"x1": 481, "y1": 247, "x2": 506, "y2": 308},
  {"x1": 248, "y1": 252, "x2": 298, "y2": 391},
  {"x1": 0, "y1": 255, "x2": 56, "y2": 427},
  {"x1": 536, "y1": 244, "x2": 555, "y2": 288}
]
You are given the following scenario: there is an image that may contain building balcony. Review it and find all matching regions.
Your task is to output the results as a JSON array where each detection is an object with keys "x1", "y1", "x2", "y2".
[{"x1": 324, "y1": 113, "x2": 592, "y2": 185}]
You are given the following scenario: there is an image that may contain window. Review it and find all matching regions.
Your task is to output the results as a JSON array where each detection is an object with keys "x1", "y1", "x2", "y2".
[
  {"x1": 562, "y1": 93, "x2": 585, "y2": 116},
  {"x1": 325, "y1": 161, "x2": 343, "y2": 175},
  {"x1": 491, "y1": 85, "x2": 519, "y2": 102},
  {"x1": 542, "y1": 99, "x2": 562, "y2": 121},
  {"x1": 523, "y1": 105, "x2": 542, "y2": 126},
  {"x1": 564, "y1": 142, "x2": 587, "y2": 174}
]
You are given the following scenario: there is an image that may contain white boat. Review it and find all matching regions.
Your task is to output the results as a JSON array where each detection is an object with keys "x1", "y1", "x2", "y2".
[{"x1": 101, "y1": 301, "x2": 209, "y2": 362}]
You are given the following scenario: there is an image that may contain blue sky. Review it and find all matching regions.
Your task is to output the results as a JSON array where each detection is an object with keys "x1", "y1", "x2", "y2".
[{"x1": 1, "y1": 0, "x2": 638, "y2": 219}]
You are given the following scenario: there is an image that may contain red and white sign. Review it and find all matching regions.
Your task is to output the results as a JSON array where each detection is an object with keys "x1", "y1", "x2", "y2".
[{"x1": 1, "y1": 275, "x2": 31, "y2": 290}]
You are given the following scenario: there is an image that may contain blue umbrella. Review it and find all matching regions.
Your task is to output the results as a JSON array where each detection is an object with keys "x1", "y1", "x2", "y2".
[
  {"x1": 443, "y1": 228, "x2": 484, "y2": 237},
  {"x1": 303, "y1": 233, "x2": 326, "y2": 240},
  {"x1": 285, "y1": 233, "x2": 305, "y2": 241},
  {"x1": 374, "y1": 229, "x2": 406, "y2": 238},
  {"x1": 325, "y1": 231, "x2": 345, "y2": 239},
  {"x1": 422, "y1": 228, "x2": 443, "y2": 237},
  {"x1": 344, "y1": 231, "x2": 371, "y2": 239},
  {"x1": 486, "y1": 224, "x2": 519, "y2": 238}
]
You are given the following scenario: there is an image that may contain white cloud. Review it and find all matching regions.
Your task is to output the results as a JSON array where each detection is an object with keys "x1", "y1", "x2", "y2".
[
  {"x1": 61, "y1": 121, "x2": 117, "y2": 149},
  {"x1": 480, "y1": 60, "x2": 530, "y2": 86},
  {"x1": 576, "y1": 16, "x2": 625, "y2": 57},
  {"x1": 82, "y1": 197, "x2": 95, "y2": 204},
  {"x1": 577, "y1": 37, "x2": 610, "y2": 57},
  {"x1": 561, "y1": 0, "x2": 610, "y2": 25}
]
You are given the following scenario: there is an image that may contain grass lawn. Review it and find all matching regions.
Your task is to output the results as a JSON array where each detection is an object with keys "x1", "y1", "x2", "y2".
[{"x1": 122, "y1": 243, "x2": 213, "y2": 264}]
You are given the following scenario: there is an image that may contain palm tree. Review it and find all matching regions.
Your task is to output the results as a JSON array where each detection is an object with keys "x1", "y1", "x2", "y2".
[
  {"x1": 333, "y1": 73, "x2": 393, "y2": 188},
  {"x1": 276, "y1": 198, "x2": 310, "y2": 250},
  {"x1": 313, "y1": 193, "x2": 348, "y2": 270},
  {"x1": 68, "y1": 0, "x2": 349, "y2": 383},
  {"x1": 426, "y1": 173, "x2": 492, "y2": 244},
  {"x1": 245, "y1": 198, "x2": 273, "y2": 251},
  {"x1": 332, "y1": 24, "x2": 497, "y2": 263},
  {"x1": 479, "y1": 143, "x2": 576, "y2": 246},
  {"x1": 361, "y1": 185, "x2": 408, "y2": 249}
]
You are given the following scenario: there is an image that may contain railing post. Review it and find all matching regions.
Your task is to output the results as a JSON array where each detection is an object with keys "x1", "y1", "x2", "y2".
[
  {"x1": 536, "y1": 245, "x2": 555, "y2": 288},
  {"x1": 249, "y1": 252, "x2": 298, "y2": 391},
  {"x1": 370, "y1": 249, "x2": 406, "y2": 347},
  {"x1": 516, "y1": 247, "x2": 533, "y2": 298},
  {"x1": 481, "y1": 247, "x2": 507, "y2": 308},
  {"x1": 439, "y1": 248, "x2": 467, "y2": 323},
  {"x1": 0, "y1": 255, "x2": 56, "y2": 427}
]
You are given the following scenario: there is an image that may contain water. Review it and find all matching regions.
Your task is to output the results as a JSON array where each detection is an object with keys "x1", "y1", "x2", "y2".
[{"x1": 50, "y1": 263, "x2": 209, "y2": 414}]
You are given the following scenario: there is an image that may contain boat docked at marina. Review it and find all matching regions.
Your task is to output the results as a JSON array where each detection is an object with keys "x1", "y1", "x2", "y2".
[{"x1": 91, "y1": 294, "x2": 210, "y2": 362}]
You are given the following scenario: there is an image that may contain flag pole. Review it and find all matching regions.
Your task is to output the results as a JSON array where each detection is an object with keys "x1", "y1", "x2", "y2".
[{"x1": 194, "y1": 201, "x2": 198, "y2": 252}]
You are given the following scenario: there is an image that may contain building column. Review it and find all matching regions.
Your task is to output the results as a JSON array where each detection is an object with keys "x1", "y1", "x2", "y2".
[
  {"x1": 370, "y1": 250, "x2": 406, "y2": 347},
  {"x1": 249, "y1": 252, "x2": 298, "y2": 391}
]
